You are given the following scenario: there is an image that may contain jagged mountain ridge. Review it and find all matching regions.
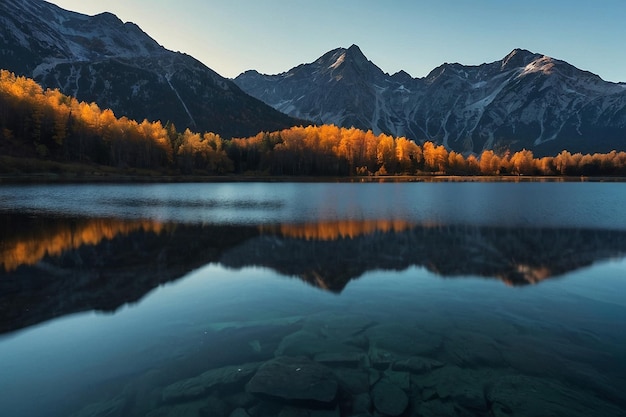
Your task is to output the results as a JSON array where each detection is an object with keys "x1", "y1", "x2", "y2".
[
  {"x1": 0, "y1": 0, "x2": 300, "y2": 138},
  {"x1": 235, "y1": 45, "x2": 626, "y2": 155}
]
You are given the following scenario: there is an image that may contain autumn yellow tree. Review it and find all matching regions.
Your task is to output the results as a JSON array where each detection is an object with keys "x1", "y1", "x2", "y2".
[
  {"x1": 395, "y1": 137, "x2": 421, "y2": 174},
  {"x1": 510, "y1": 149, "x2": 535, "y2": 175},
  {"x1": 422, "y1": 141, "x2": 448, "y2": 172}
]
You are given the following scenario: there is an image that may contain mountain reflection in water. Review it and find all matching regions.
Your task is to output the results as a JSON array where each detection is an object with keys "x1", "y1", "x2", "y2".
[{"x1": 2, "y1": 214, "x2": 626, "y2": 335}]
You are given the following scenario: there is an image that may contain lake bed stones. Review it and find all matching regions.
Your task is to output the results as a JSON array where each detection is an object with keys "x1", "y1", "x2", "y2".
[
  {"x1": 314, "y1": 351, "x2": 367, "y2": 368},
  {"x1": 246, "y1": 356, "x2": 338, "y2": 405},
  {"x1": 487, "y1": 374, "x2": 624, "y2": 417},
  {"x1": 162, "y1": 362, "x2": 260, "y2": 403},
  {"x1": 392, "y1": 356, "x2": 444, "y2": 374},
  {"x1": 371, "y1": 380, "x2": 409, "y2": 416},
  {"x1": 332, "y1": 368, "x2": 370, "y2": 394},
  {"x1": 443, "y1": 331, "x2": 505, "y2": 367},
  {"x1": 365, "y1": 324, "x2": 441, "y2": 357},
  {"x1": 275, "y1": 330, "x2": 363, "y2": 359}
]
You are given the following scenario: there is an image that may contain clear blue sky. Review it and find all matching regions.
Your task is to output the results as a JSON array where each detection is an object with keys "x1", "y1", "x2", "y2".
[{"x1": 48, "y1": 0, "x2": 626, "y2": 82}]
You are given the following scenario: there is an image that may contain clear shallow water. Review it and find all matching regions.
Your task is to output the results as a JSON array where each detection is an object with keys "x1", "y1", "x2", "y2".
[{"x1": 0, "y1": 182, "x2": 625, "y2": 417}]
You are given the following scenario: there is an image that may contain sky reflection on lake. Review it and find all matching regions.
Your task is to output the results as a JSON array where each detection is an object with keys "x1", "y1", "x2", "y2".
[{"x1": 1, "y1": 182, "x2": 626, "y2": 228}]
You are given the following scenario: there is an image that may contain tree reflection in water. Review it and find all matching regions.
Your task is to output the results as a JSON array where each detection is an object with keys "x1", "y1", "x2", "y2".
[{"x1": 3, "y1": 213, "x2": 626, "y2": 335}]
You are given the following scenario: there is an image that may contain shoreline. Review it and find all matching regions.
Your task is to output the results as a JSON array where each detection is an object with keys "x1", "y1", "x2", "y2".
[{"x1": 2, "y1": 172, "x2": 626, "y2": 184}]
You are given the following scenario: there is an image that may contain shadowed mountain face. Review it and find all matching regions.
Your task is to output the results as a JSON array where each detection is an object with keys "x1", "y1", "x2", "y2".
[
  {"x1": 3, "y1": 214, "x2": 626, "y2": 335},
  {"x1": 0, "y1": 0, "x2": 300, "y2": 138},
  {"x1": 235, "y1": 45, "x2": 626, "y2": 156}
]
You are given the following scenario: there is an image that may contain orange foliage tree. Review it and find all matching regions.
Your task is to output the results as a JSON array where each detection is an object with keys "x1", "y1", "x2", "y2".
[{"x1": 0, "y1": 70, "x2": 173, "y2": 170}]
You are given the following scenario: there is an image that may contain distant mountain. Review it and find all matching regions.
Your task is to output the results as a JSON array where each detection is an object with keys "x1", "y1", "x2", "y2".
[
  {"x1": 235, "y1": 45, "x2": 626, "y2": 155},
  {"x1": 0, "y1": 0, "x2": 300, "y2": 138}
]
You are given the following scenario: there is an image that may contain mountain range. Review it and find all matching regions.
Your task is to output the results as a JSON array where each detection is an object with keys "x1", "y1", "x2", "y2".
[
  {"x1": 235, "y1": 45, "x2": 626, "y2": 155},
  {"x1": 0, "y1": 0, "x2": 299, "y2": 138},
  {"x1": 2, "y1": 0, "x2": 625, "y2": 155}
]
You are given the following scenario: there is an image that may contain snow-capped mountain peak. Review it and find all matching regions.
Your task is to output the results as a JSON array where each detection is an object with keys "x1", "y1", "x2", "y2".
[
  {"x1": 501, "y1": 48, "x2": 539, "y2": 70},
  {"x1": 235, "y1": 45, "x2": 626, "y2": 155}
]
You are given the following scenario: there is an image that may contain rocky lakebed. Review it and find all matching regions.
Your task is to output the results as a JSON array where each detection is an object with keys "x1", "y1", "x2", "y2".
[{"x1": 69, "y1": 311, "x2": 624, "y2": 417}]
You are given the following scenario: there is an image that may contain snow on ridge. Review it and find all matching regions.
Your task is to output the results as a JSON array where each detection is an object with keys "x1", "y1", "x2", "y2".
[
  {"x1": 329, "y1": 53, "x2": 346, "y2": 70},
  {"x1": 519, "y1": 56, "x2": 555, "y2": 77}
]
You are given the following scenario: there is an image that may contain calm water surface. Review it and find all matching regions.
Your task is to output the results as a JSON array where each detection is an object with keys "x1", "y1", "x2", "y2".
[{"x1": 0, "y1": 182, "x2": 625, "y2": 417}]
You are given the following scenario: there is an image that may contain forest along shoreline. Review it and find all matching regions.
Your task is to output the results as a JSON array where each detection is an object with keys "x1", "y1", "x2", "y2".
[{"x1": 4, "y1": 71, "x2": 626, "y2": 181}]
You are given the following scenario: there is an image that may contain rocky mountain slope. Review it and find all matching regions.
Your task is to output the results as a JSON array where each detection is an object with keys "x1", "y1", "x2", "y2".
[
  {"x1": 235, "y1": 45, "x2": 626, "y2": 155},
  {"x1": 0, "y1": 0, "x2": 299, "y2": 138}
]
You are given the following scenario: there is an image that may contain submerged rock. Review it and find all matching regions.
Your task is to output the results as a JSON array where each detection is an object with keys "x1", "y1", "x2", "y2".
[
  {"x1": 162, "y1": 362, "x2": 260, "y2": 403},
  {"x1": 392, "y1": 356, "x2": 445, "y2": 374},
  {"x1": 70, "y1": 396, "x2": 126, "y2": 417},
  {"x1": 247, "y1": 401, "x2": 283, "y2": 417},
  {"x1": 304, "y1": 313, "x2": 376, "y2": 340},
  {"x1": 367, "y1": 368, "x2": 381, "y2": 387},
  {"x1": 333, "y1": 368, "x2": 370, "y2": 394},
  {"x1": 487, "y1": 374, "x2": 625, "y2": 417},
  {"x1": 416, "y1": 399, "x2": 456, "y2": 417},
  {"x1": 314, "y1": 351, "x2": 367, "y2": 368},
  {"x1": 371, "y1": 380, "x2": 409, "y2": 416},
  {"x1": 224, "y1": 392, "x2": 257, "y2": 409},
  {"x1": 382, "y1": 371, "x2": 410, "y2": 391},
  {"x1": 413, "y1": 366, "x2": 495, "y2": 412},
  {"x1": 275, "y1": 330, "x2": 363, "y2": 358},
  {"x1": 365, "y1": 324, "x2": 441, "y2": 356},
  {"x1": 198, "y1": 396, "x2": 230, "y2": 417},
  {"x1": 309, "y1": 408, "x2": 340, "y2": 417},
  {"x1": 443, "y1": 331, "x2": 505, "y2": 367},
  {"x1": 246, "y1": 356, "x2": 338, "y2": 404},
  {"x1": 229, "y1": 408, "x2": 250, "y2": 417},
  {"x1": 145, "y1": 401, "x2": 208, "y2": 417},
  {"x1": 368, "y1": 345, "x2": 401, "y2": 371},
  {"x1": 351, "y1": 393, "x2": 372, "y2": 414},
  {"x1": 277, "y1": 406, "x2": 340, "y2": 417}
]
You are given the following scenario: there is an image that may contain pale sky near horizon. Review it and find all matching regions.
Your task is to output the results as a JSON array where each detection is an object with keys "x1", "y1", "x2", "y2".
[{"x1": 46, "y1": 0, "x2": 626, "y2": 82}]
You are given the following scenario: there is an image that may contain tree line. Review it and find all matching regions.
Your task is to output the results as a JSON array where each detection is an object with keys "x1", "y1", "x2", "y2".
[{"x1": 2, "y1": 69, "x2": 626, "y2": 177}]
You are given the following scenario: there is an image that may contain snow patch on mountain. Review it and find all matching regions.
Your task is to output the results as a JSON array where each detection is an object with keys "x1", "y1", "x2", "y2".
[
  {"x1": 329, "y1": 53, "x2": 346, "y2": 70},
  {"x1": 164, "y1": 73, "x2": 196, "y2": 127},
  {"x1": 519, "y1": 56, "x2": 555, "y2": 77}
]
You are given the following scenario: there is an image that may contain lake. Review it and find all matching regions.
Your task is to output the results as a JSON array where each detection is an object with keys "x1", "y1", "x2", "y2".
[{"x1": 0, "y1": 182, "x2": 625, "y2": 417}]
